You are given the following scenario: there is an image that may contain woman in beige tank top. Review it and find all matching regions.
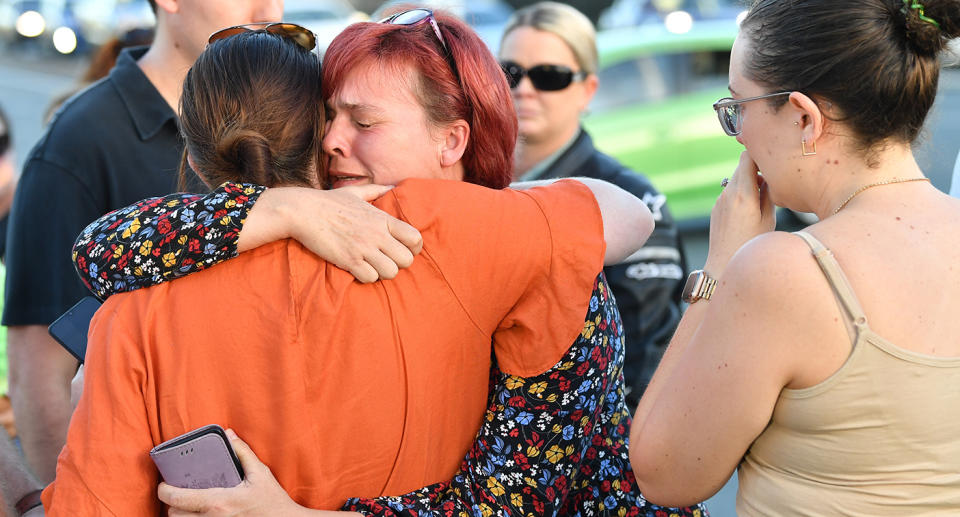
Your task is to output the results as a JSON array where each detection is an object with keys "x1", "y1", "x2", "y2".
[{"x1": 628, "y1": 1, "x2": 960, "y2": 515}]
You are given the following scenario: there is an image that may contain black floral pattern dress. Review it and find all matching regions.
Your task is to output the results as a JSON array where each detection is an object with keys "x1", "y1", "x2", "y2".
[{"x1": 72, "y1": 182, "x2": 708, "y2": 517}]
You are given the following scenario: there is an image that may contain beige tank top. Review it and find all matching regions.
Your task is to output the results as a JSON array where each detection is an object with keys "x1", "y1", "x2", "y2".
[{"x1": 736, "y1": 231, "x2": 960, "y2": 516}]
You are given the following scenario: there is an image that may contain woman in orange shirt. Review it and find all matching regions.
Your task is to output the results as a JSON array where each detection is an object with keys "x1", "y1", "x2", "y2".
[{"x1": 66, "y1": 14, "x2": 705, "y2": 517}]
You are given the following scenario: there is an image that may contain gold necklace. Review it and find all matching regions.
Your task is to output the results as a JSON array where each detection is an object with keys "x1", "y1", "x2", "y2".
[{"x1": 833, "y1": 177, "x2": 930, "y2": 214}]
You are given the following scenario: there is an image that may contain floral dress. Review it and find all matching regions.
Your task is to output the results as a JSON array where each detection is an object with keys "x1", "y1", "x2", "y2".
[{"x1": 72, "y1": 183, "x2": 708, "y2": 517}]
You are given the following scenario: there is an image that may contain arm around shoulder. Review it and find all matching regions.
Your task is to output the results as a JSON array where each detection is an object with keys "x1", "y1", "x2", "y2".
[{"x1": 570, "y1": 177, "x2": 653, "y2": 265}]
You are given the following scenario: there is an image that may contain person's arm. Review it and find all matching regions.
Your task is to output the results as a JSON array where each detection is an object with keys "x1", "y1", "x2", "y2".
[
  {"x1": 513, "y1": 177, "x2": 653, "y2": 266},
  {"x1": 628, "y1": 152, "x2": 812, "y2": 506},
  {"x1": 4, "y1": 159, "x2": 97, "y2": 484},
  {"x1": 72, "y1": 183, "x2": 423, "y2": 299},
  {"x1": 0, "y1": 431, "x2": 44, "y2": 517},
  {"x1": 597, "y1": 172, "x2": 686, "y2": 408},
  {"x1": 5, "y1": 327, "x2": 77, "y2": 485},
  {"x1": 237, "y1": 184, "x2": 422, "y2": 283}
]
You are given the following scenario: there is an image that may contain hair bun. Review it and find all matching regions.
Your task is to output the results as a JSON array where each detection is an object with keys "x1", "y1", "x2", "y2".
[
  {"x1": 216, "y1": 129, "x2": 273, "y2": 185},
  {"x1": 899, "y1": 0, "x2": 960, "y2": 56}
]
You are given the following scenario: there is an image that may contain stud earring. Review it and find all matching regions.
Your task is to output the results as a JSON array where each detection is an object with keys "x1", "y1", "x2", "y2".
[{"x1": 801, "y1": 139, "x2": 817, "y2": 156}]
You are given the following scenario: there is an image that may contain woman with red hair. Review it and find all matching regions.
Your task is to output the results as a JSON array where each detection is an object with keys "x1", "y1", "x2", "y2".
[{"x1": 71, "y1": 11, "x2": 705, "y2": 517}]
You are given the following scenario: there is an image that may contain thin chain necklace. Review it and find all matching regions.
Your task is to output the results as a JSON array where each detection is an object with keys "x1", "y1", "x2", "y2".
[{"x1": 833, "y1": 177, "x2": 930, "y2": 214}]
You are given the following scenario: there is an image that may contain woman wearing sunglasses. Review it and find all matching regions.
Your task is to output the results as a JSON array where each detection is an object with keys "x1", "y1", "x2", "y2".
[
  {"x1": 630, "y1": 0, "x2": 960, "y2": 514},
  {"x1": 498, "y1": 2, "x2": 688, "y2": 412},
  {"x1": 64, "y1": 12, "x2": 704, "y2": 517}
]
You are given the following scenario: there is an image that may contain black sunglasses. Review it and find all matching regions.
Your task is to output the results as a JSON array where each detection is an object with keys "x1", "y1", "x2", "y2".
[
  {"x1": 500, "y1": 61, "x2": 587, "y2": 92},
  {"x1": 208, "y1": 22, "x2": 317, "y2": 52}
]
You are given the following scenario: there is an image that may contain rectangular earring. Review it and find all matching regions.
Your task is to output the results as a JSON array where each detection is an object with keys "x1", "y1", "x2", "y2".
[{"x1": 802, "y1": 139, "x2": 817, "y2": 156}]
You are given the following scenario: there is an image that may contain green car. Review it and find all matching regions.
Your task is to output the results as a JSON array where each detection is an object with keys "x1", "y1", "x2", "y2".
[{"x1": 584, "y1": 21, "x2": 743, "y2": 222}]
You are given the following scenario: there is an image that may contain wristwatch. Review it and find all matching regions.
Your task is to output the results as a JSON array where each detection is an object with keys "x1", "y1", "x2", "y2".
[{"x1": 682, "y1": 270, "x2": 717, "y2": 304}]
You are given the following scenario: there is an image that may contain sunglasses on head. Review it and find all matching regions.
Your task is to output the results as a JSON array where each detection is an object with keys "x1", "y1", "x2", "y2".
[
  {"x1": 500, "y1": 61, "x2": 586, "y2": 92},
  {"x1": 712, "y1": 91, "x2": 792, "y2": 136},
  {"x1": 380, "y1": 8, "x2": 448, "y2": 51},
  {"x1": 380, "y1": 8, "x2": 460, "y2": 81},
  {"x1": 208, "y1": 22, "x2": 316, "y2": 52}
]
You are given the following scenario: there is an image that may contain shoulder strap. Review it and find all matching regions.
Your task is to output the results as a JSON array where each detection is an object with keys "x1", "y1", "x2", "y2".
[{"x1": 793, "y1": 231, "x2": 869, "y2": 330}]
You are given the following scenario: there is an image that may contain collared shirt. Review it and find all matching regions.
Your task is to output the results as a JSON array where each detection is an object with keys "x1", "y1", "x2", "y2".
[
  {"x1": 517, "y1": 128, "x2": 582, "y2": 182},
  {"x1": 3, "y1": 47, "x2": 197, "y2": 325}
]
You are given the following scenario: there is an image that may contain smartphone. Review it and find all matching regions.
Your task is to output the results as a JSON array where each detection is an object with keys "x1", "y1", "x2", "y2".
[
  {"x1": 47, "y1": 296, "x2": 102, "y2": 363},
  {"x1": 149, "y1": 424, "x2": 244, "y2": 489}
]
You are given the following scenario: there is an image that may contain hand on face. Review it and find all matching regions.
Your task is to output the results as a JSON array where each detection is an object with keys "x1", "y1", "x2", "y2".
[{"x1": 704, "y1": 151, "x2": 776, "y2": 278}]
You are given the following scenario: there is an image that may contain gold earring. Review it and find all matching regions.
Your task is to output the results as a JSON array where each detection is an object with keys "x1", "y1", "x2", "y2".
[{"x1": 802, "y1": 138, "x2": 817, "y2": 156}]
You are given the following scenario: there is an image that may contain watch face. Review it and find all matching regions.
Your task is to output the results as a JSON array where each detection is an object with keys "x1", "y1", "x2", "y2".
[{"x1": 682, "y1": 271, "x2": 704, "y2": 303}]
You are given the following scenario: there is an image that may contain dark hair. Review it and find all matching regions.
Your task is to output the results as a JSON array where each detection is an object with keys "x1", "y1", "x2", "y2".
[
  {"x1": 741, "y1": 0, "x2": 960, "y2": 155},
  {"x1": 147, "y1": 0, "x2": 156, "y2": 14},
  {"x1": 83, "y1": 28, "x2": 154, "y2": 83},
  {"x1": 322, "y1": 11, "x2": 517, "y2": 189},
  {"x1": 179, "y1": 31, "x2": 322, "y2": 189},
  {"x1": 0, "y1": 104, "x2": 10, "y2": 156}
]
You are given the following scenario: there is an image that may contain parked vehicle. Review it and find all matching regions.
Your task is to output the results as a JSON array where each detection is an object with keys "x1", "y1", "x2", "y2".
[{"x1": 584, "y1": 20, "x2": 742, "y2": 222}]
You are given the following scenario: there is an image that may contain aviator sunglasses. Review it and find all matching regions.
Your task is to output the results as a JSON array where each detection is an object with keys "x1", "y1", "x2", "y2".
[
  {"x1": 500, "y1": 61, "x2": 587, "y2": 92},
  {"x1": 712, "y1": 91, "x2": 792, "y2": 136},
  {"x1": 208, "y1": 22, "x2": 317, "y2": 51}
]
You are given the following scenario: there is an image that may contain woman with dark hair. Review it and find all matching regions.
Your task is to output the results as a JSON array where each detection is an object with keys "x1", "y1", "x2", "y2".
[
  {"x1": 60, "y1": 14, "x2": 704, "y2": 517},
  {"x1": 630, "y1": 0, "x2": 960, "y2": 514}
]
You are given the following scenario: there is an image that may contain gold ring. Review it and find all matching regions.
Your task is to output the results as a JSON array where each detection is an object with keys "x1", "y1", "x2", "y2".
[{"x1": 721, "y1": 177, "x2": 729, "y2": 188}]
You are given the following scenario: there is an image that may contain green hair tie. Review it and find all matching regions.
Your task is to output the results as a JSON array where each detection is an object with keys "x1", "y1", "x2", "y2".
[{"x1": 902, "y1": 0, "x2": 941, "y2": 29}]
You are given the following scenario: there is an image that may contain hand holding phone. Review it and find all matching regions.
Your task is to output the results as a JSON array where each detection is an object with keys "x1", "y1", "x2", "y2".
[{"x1": 150, "y1": 424, "x2": 244, "y2": 489}]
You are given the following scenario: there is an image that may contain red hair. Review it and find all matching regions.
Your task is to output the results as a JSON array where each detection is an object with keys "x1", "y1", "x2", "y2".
[{"x1": 322, "y1": 12, "x2": 516, "y2": 189}]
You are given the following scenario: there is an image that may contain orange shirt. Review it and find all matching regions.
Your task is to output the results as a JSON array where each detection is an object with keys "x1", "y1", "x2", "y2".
[{"x1": 43, "y1": 178, "x2": 605, "y2": 515}]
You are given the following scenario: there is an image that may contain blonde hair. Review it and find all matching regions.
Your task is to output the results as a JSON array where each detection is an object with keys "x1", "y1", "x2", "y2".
[{"x1": 501, "y1": 1, "x2": 598, "y2": 75}]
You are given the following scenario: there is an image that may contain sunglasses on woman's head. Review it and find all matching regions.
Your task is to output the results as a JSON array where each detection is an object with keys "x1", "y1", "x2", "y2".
[
  {"x1": 380, "y1": 8, "x2": 448, "y2": 52},
  {"x1": 712, "y1": 91, "x2": 792, "y2": 136},
  {"x1": 500, "y1": 61, "x2": 586, "y2": 92},
  {"x1": 380, "y1": 8, "x2": 460, "y2": 81},
  {"x1": 208, "y1": 22, "x2": 316, "y2": 52}
]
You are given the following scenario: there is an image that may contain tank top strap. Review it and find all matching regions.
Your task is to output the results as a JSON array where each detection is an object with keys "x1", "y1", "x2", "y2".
[{"x1": 793, "y1": 231, "x2": 869, "y2": 329}]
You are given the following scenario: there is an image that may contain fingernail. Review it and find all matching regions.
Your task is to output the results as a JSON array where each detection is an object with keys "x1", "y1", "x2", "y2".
[{"x1": 225, "y1": 428, "x2": 238, "y2": 439}]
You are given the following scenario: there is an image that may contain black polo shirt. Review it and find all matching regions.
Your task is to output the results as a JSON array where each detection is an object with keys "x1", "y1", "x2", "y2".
[{"x1": 3, "y1": 47, "x2": 198, "y2": 325}]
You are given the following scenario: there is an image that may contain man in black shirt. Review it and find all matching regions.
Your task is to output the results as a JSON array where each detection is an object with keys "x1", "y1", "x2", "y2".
[{"x1": 2, "y1": 0, "x2": 284, "y2": 482}]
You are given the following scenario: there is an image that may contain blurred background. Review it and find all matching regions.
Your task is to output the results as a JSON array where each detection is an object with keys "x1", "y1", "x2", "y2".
[{"x1": 2, "y1": 1, "x2": 960, "y2": 514}]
